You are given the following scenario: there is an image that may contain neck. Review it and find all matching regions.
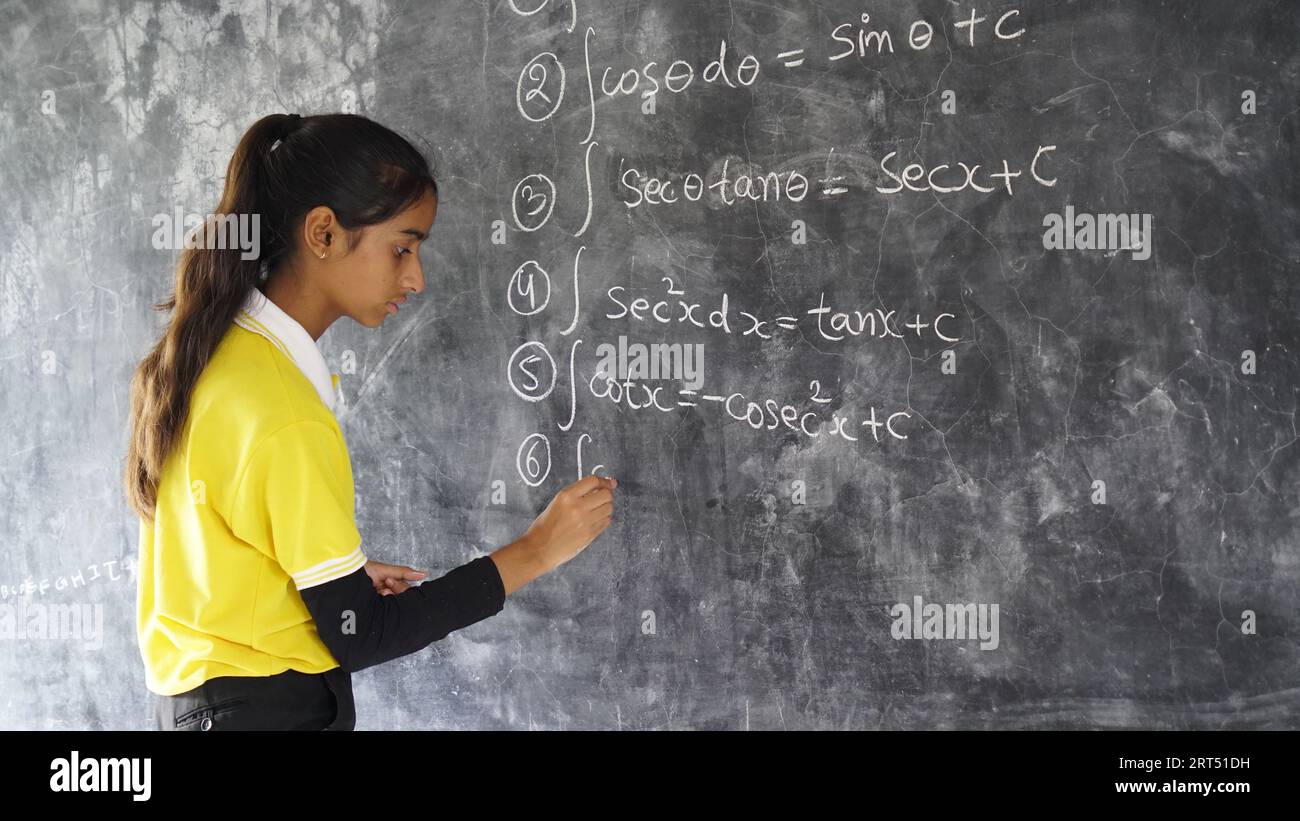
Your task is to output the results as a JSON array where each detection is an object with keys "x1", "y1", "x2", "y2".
[{"x1": 262, "y1": 268, "x2": 339, "y2": 341}]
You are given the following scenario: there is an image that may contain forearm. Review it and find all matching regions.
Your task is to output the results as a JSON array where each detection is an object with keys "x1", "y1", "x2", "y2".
[
  {"x1": 488, "y1": 535, "x2": 552, "y2": 596},
  {"x1": 301, "y1": 554, "x2": 506, "y2": 673}
]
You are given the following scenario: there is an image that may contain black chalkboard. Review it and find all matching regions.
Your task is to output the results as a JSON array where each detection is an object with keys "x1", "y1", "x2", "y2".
[{"x1": 1, "y1": 0, "x2": 1297, "y2": 729}]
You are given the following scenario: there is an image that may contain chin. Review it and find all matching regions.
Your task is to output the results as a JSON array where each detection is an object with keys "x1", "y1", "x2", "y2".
[{"x1": 351, "y1": 310, "x2": 384, "y2": 329}]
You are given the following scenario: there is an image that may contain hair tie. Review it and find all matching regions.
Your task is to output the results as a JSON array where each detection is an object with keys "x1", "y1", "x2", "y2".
[{"x1": 270, "y1": 113, "x2": 303, "y2": 152}]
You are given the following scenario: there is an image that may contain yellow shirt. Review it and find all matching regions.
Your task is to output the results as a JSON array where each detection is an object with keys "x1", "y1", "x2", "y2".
[{"x1": 136, "y1": 286, "x2": 368, "y2": 696}]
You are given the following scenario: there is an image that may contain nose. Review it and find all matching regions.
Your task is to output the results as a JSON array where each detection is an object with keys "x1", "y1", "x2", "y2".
[{"x1": 404, "y1": 258, "x2": 426, "y2": 297}]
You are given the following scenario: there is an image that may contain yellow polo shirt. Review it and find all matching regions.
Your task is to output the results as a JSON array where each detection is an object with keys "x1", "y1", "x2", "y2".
[{"x1": 136, "y1": 287, "x2": 368, "y2": 696}]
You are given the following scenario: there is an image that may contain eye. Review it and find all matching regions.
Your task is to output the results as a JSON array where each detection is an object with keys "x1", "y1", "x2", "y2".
[{"x1": 395, "y1": 246, "x2": 412, "y2": 257}]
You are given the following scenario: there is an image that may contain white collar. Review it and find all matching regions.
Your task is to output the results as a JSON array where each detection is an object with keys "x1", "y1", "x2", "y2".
[{"x1": 234, "y1": 286, "x2": 341, "y2": 413}]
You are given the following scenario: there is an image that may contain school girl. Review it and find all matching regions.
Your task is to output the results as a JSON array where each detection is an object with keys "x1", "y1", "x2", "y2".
[{"x1": 123, "y1": 112, "x2": 618, "y2": 730}]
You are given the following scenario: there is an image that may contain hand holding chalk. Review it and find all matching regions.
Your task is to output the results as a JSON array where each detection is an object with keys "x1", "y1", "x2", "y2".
[{"x1": 520, "y1": 474, "x2": 618, "y2": 573}]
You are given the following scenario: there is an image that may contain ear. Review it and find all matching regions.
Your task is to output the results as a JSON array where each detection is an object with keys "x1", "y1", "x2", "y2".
[{"x1": 301, "y1": 205, "x2": 339, "y2": 259}]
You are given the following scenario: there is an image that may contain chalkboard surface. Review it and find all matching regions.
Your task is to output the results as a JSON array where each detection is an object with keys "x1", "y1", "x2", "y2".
[{"x1": 1, "y1": 0, "x2": 1298, "y2": 729}]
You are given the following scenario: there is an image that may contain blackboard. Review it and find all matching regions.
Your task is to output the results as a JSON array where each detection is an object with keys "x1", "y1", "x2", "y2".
[{"x1": 1, "y1": 0, "x2": 1298, "y2": 729}]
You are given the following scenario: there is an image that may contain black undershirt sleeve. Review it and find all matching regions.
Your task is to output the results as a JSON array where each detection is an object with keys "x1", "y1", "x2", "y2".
[{"x1": 298, "y1": 555, "x2": 506, "y2": 674}]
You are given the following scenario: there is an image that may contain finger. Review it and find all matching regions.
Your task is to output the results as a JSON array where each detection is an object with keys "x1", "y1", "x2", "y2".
[
  {"x1": 374, "y1": 563, "x2": 425, "y2": 579},
  {"x1": 575, "y1": 474, "x2": 617, "y2": 496},
  {"x1": 583, "y1": 488, "x2": 614, "y2": 512},
  {"x1": 570, "y1": 474, "x2": 606, "y2": 496},
  {"x1": 584, "y1": 509, "x2": 614, "y2": 535}
]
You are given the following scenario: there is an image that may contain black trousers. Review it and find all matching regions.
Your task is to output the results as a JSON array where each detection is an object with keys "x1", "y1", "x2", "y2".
[{"x1": 155, "y1": 666, "x2": 355, "y2": 731}]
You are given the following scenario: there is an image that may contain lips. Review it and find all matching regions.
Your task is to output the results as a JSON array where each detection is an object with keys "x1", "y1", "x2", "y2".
[{"x1": 386, "y1": 296, "x2": 407, "y2": 316}]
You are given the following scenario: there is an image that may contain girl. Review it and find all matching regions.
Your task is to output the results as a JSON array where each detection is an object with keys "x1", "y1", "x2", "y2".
[{"x1": 124, "y1": 112, "x2": 617, "y2": 730}]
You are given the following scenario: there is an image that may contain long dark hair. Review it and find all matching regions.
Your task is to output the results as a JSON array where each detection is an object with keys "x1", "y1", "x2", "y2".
[{"x1": 125, "y1": 113, "x2": 437, "y2": 521}]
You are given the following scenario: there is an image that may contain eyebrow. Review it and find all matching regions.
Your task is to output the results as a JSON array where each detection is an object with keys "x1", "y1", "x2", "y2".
[{"x1": 399, "y1": 228, "x2": 427, "y2": 241}]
